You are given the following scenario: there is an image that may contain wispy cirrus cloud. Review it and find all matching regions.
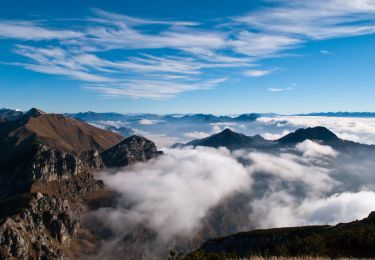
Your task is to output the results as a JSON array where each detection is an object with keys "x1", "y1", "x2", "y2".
[
  {"x1": 83, "y1": 77, "x2": 227, "y2": 99},
  {"x1": 0, "y1": 10, "x2": 248, "y2": 98},
  {"x1": 230, "y1": 31, "x2": 301, "y2": 57},
  {"x1": 0, "y1": 21, "x2": 83, "y2": 40},
  {"x1": 235, "y1": 0, "x2": 375, "y2": 41},
  {"x1": 2, "y1": 1, "x2": 375, "y2": 98},
  {"x1": 10, "y1": 45, "x2": 228, "y2": 83},
  {"x1": 11, "y1": 45, "x2": 113, "y2": 82},
  {"x1": 89, "y1": 8, "x2": 200, "y2": 27}
]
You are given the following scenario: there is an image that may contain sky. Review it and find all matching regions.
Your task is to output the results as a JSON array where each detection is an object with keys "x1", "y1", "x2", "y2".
[{"x1": 1, "y1": 0, "x2": 375, "y2": 114}]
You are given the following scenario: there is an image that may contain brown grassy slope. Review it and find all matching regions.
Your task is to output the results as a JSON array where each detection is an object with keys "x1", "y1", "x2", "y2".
[
  {"x1": 24, "y1": 114, "x2": 123, "y2": 153},
  {"x1": 0, "y1": 112, "x2": 123, "y2": 162}
]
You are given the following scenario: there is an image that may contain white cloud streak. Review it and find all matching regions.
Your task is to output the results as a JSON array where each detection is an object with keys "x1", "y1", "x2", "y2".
[
  {"x1": 0, "y1": 21, "x2": 82, "y2": 40},
  {"x1": 244, "y1": 69, "x2": 273, "y2": 77},
  {"x1": 83, "y1": 78, "x2": 227, "y2": 99},
  {"x1": 296, "y1": 140, "x2": 338, "y2": 158},
  {"x1": 250, "y1": 190, "x2": 375, "y2": 228},
  {"x1": 138, "y1": 119, "x2": 161, "y2": 125},
  {"x1": 183, "y1": 131, "x2": 211, "y2": 139},
  {"x1": 268, "y1": 87, "x2": 293, "y2": 92}
]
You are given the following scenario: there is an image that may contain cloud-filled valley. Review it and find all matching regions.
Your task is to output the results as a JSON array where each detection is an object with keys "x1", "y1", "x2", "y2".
[
  {"x1": 1, "y1": 108, "x2": 375, "y2": 258},
  {"x1": 82, "y1": 120, "x2": 375, "y2": 258}
]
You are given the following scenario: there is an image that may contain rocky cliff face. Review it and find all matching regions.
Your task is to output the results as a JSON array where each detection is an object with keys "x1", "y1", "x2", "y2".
[
  {"x1": 0, "y1": 108, "x2": 161, "y2": 259},
  {"x1": 0, "y1": 193, "x2": 76, "y2": 259},
  {"x1": 0, "y1": 143, "x2": 105, "y2": 200},
  {"x1": 101, "y1": 135, "x2": 161, "y2": 167}
]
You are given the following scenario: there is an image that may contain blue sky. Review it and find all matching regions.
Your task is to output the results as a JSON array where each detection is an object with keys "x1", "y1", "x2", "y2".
[{"x1": 1, "y1": 0, "x2": 375, "y2": 114}]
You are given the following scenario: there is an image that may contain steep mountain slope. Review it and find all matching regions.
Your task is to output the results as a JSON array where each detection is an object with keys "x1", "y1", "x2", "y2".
[
  {"x1": 0, "y1": 108, "x2": 123, "y2": 158},
  {"x1": 187, "y1": 211, "x2": 375, "y2": 258},
  {"x1": 0, "y1": 108, "x2": 161, "y2": 259},
  {"x1": 185, "y1": 128, "x2": 273, "y2": 150},
  {"x1": 0, "y1": 108, "x2": 124, "y2": 198}
]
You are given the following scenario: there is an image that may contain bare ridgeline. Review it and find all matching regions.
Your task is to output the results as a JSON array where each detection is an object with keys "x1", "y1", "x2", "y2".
[{"x1": 0, "y1": 108, "x2": 374, "y2": 259}]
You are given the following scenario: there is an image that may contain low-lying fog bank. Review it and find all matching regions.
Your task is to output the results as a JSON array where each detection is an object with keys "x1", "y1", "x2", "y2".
[{"x1": 83, "y1": 141, "x2": 375, "y2": 259}]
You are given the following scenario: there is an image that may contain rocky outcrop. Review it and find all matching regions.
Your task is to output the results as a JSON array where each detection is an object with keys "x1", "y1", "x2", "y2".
[
  {"x1": 32, "y1": 147, "x2": 85, "y2": 181},
  {"x1": 0, "y1": 144, "x2": 104, "y2": 200},
  {"x1": 0, "y1": 193, "x2": 76, "y2": 259},
  {"x1": 101, "y1": 135, "x2": 161, "y2": 167}
]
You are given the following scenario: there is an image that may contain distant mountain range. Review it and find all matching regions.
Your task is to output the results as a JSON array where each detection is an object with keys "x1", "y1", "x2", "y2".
[
  {"x1": 69, "y1": 111, "x2": 375, "y2": 120},
  {"x1": 0, "y1": 108, "x2": 23, "y2": 121},
  {"x1": 298, "y1": 112, "x2": 375, "y2": 117},
  {"x1": 66, "y1": 111, "x2": 261, "y2": 123},
  {"x1": 4, "y1": 109, "x2": 375, "y2": 123},
  {"x1": 2, "y1": 109, "x2": 261, "y2": 123},
  {"x1": 177, "y1": 126, "x2": 370, "y2": 151}
]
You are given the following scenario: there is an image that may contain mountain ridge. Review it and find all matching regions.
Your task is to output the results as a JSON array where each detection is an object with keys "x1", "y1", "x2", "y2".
[
  {"x1": 185, "y1": 211, "x2": 375, "y2": 258},
  {"x1": 66, "y1": 111, "x2": 261, "y2": 123}
]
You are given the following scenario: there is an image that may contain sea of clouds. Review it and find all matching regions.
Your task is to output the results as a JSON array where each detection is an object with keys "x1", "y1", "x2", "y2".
[{"x1": 86, "y1": 133, "x2": 375, "y2": 258}]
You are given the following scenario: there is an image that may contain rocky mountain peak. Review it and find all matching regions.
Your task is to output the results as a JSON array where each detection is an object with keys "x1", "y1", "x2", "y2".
[
  {"x1": 185, "y1": 128, "x2": 271, "y2": 150},
  {"x1": 277, "y1": 126, "x2": 339, "y2": 144},
  {"x1": 101, "y1": 135, "x2": 161, "y2": 167},
  {"x1": 24, "y1": 107, "x2": 45, "y2": 119},
  {"x1": 221, "y1": 128, "x2": 234, "y2": 135}
]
